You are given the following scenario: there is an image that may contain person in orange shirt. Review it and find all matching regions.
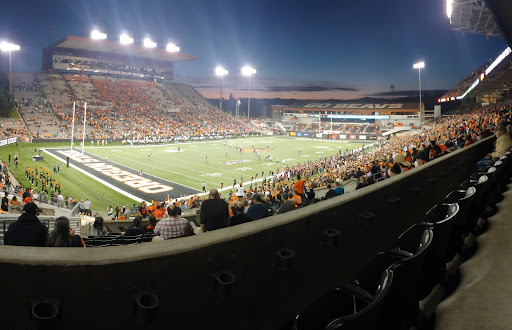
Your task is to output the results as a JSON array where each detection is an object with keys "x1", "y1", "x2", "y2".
[
  {"x1": 291, "y1": 190, "x2": 302, "y2": 206},
  {"x1": 153, "y1": 204, "x2": 164, "y2": 218},
  {"x1": 24, "y1": 195, "x2": 33, "y2": 204},
  {"x1": 293, "y1": 173, "x2": 308, "y2": 199}
]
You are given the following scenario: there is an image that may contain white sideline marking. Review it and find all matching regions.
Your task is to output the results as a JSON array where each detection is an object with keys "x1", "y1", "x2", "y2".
[{"x1": 43, "y1": 149, "x2": 144, "y2": 203}]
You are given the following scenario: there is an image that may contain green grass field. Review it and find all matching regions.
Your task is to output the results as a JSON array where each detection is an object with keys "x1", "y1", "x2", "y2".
[{"x1": 1, "y1": 136, "x2": 369, "y2": 212}]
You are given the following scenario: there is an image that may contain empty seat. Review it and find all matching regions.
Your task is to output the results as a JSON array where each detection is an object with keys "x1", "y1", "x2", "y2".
[{"x1": 293, "y1": 270, "x2": 394, "y2": 330}]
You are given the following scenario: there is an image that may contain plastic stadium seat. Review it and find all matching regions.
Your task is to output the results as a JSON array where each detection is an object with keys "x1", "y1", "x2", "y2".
[
  {"x1": 398, "y1": 203, "x2": 459, "y2": 300},
  {"x1": 114, "y1": 235, "x2": 142, "y2": 245},
  {"x1": 444, "y1": 187, "x2": 477, "y2": 255},
  {"x1": 293, "y1": 270, "x2": 394, "y2": 330}
]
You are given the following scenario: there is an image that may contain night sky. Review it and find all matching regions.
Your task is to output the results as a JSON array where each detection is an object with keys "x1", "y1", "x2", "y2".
[{"x1": 0, "y1": 0, "x2": 507, "y2": 99}]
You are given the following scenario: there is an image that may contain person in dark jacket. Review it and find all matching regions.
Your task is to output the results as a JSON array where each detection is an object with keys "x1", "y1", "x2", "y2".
[
  {"x1": 229, "y1": 202, "x2": 252, "y2": 226},
  {"x1": 4, "y1": 203, "x2": 48, "y2": 246}
]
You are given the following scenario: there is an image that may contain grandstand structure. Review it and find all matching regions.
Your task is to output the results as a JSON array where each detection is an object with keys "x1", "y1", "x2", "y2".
[
  {"x1": 9, "y1": 36, "x2": 257, "y2": 141},
  {"x1": 277, "y1": 101, "x2": 423, "y2": 140},
  {"x1": 43, "y1": 36, "x2": 196, "y2": 80},
  {"x1": 440, "y1": 0, "x2": 512, "y2": 106},
  {"x1": 447, "y1": 0, "x2": 502, "y2": 38}
]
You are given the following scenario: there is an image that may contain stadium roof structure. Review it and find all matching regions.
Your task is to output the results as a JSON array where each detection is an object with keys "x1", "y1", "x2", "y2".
[
  {"x1": 484, "y1": 0, "x2": 512, "y2": 46},
  {"x1": 48, "y1": 36, "x2": 197, "y2": 63},
  {"x1": 284, "y1": 101, "x2": 420, "y2": 113},
  {"x1": 448, "y1": 0, "x2": 502, "y2": 38}
]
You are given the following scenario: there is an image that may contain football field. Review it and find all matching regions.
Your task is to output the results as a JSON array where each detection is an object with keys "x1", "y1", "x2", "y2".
[
  {"x1": 7, "y1": 136, "x2": 370, "y2": 212},
  {"x1": 81, "y1": 136, "x2": 367, "y2": 196}
]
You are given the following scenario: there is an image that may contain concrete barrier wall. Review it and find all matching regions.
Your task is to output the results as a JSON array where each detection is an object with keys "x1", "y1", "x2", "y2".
[{"x1": 0, "y1": 137, "x2": 494, "y2": 329}]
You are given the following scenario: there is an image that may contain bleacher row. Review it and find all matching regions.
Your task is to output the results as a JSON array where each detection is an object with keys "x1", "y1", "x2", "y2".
[
  {"x1": 290, "y1": 146, "x2": 512, "y2": 329},
  {"x1": 82, "y1": 232, "x2": 156, "y2": 247}
]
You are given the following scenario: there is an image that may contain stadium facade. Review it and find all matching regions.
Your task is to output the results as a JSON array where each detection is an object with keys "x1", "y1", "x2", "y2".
[{"x1": 42, "y1": 36, "x2": 197, "y2": 81}]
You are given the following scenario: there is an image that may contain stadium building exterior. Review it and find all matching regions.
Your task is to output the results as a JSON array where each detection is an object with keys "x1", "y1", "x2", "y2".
[
  {"x1": 42, "y1": 36, "x2": 196, "y2": 81},
  {"x1": 277, "y1": 101, "x2": 427, "y2": 140}
]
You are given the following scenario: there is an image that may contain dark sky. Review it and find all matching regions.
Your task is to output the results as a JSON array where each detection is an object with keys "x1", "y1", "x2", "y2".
[{"x1": 0, "y1": 0, "x2": 507, "y2": 99}]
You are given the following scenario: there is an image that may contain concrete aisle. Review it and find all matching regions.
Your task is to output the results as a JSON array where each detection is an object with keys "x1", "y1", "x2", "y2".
[{"x1": 435, "y1": 183, "x2": 512, "y2": 329}]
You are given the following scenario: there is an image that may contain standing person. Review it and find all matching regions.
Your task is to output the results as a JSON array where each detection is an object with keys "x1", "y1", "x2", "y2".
[
  {"x1": 200, "y1": 188, "x2": 229, "y2": 232},
  {"x1": 236, "y1": 183, "x2": 245, "y2": 202},
  {"x1": 83, "y1": 198, "x2": 92, "y2": 216},
  {"x1": 205, "y1": 155, "x2": 208, "y2": 163},
  {"x1": 4, "y1": 203, "x2": 48, "y2": 246},
  {"x1": 202, "y1": 181, "x2": 206, "y2": 193},
  {"x1": 140, "y1": 168, "x2": 143, "y2": 177},
  {"x1": 47, "y1": 216, "x2": 85, "y2": 247},
  {"x1": 1, "y1": 192, "x2": 8, "y2": 212},
  {"x1": 105, "y1": 155, "x2": 108, "y2": 165},
  {"x1": 89, "y1": 217, "x2": 108, "y2": 237},
  {"x1": 148, "y1": 152, "x2": 152, "y2": 160},
  {"x1": 107, "y1": 205, "x2": 113, "y2": 217}
]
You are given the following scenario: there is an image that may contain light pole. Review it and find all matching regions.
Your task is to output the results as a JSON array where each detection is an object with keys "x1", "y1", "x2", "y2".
[
  {"x1": 215, "y1": 67, "x2": 228, "y2": 111},
  {"x1": 413, "y1": 61, "x2": 425, "y2": 123},
  {"x1": 241, "y1": 66, "x2": 256, "y2": 119},
  {"x1": 0, "y1": 42, "x2": 21, "y2": 95}
]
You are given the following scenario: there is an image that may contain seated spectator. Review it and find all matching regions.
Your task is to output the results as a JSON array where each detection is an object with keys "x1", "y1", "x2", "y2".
[
  {"x1": 334, "y1": 182, "x2": 344, "y2": 195},
  {"x1": 89, "y1": 216, "x2": 108, "y2": 237},
  {"x1": 24, "y1": 194, "x2": 33, "y2": 204},
  {"x1": 276, "y1": 192, "x2": 295, "y2": 214},
  {"x1": 124, "y1": 216, "x2": 145, "y2": 236},
  {"x1": 246, "y1": 194, "x2": 269, "y2": 220},
  {"x1": 153, "y1": 204, "x2": 164, "y2": 218},
  {"x1": 305, "y1": 187, "x2": 315, "y2": 201},
  {"x1": 154, "y1": 205, "x2": 194, "y2": 239},
  {"x1": 146, "y1": 214, "x2": 157, "y2": 233},
  {"x1": 477, "y1": 124, "x2": 512, "y2": 170},
  {"x1": 463, "y1": 134, "x2": 474, "y2": 147},
  {"x1": 229, "y1": 202, "x2": 252, "y2": 226},
  {"x1": 10, "y1": 195, "x2": 19, "y2": 205},
  {"x1": 292, "y1": 190, "x2": 303, "y2": 206},
  {"x1": 4, "y1": 203, "x2": 48, "y2": 246},
  {"x1": 47, "y1": 216, "x2": 85, "y2": 247},
  {"x1": 324, "y1": 184, "x2": 337, "y2": 199}
]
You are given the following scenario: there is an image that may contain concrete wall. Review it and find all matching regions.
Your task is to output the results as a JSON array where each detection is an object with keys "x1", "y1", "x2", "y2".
[{"x1": 0, "y1": 138, "x2": 494, "y2": 330}]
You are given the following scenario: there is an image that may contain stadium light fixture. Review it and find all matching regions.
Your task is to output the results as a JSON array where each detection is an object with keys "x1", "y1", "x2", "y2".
[
  {"x1": 0, "y1": 41, "x2": 20, "y2": 94},
  {"x1": 413, "y1": 61, "x2": 425, "y2": 69},
  {"x1": 215, "y1": 67, "x2": 229, "y2": 111},
  {"x1": 91, "y1": 29, "x2": 107, "y2": 40},
  {"x1": 446, "y1": 0, "x2": 453, "y2": 19},
  {"x1": 241, "y1": 66, "x2": 256, "y2": 119},
  {"x1": 143, "y1": 37, "x2": 157, "y2": 48},
  {"x1": 166, "y1": 43, "x2": 180, "y2": 52},
  {"x1": 413, "y1": 61, "x2": 425, "y2": 122},
  {"x1": 119, "y1": 33, "x2": 134, "y2": 45}
]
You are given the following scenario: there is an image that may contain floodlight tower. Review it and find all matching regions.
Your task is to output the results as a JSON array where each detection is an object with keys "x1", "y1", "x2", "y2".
[
  {"x1": 241, "y1": 66, "x2": 256, "y2": 119},
  {"x1": 215, "y1": 67, "x2": 228, "y2": 111},
  {"x1": 413, "y1": 61, "x2": 425, "y2": 123},
  {"x1": 0, "y1": 42, "x2": 20, "y2": 95}
]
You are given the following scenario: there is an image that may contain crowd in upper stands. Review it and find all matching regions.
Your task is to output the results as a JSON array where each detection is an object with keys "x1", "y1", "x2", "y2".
[{"x1": 8, "y1": 73, "x2": 258, "y2": 141}]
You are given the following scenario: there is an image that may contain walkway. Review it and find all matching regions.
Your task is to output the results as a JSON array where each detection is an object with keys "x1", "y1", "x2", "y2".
[{"x1": 434, "y1": 179, "x2": 512, "y2": 329}]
